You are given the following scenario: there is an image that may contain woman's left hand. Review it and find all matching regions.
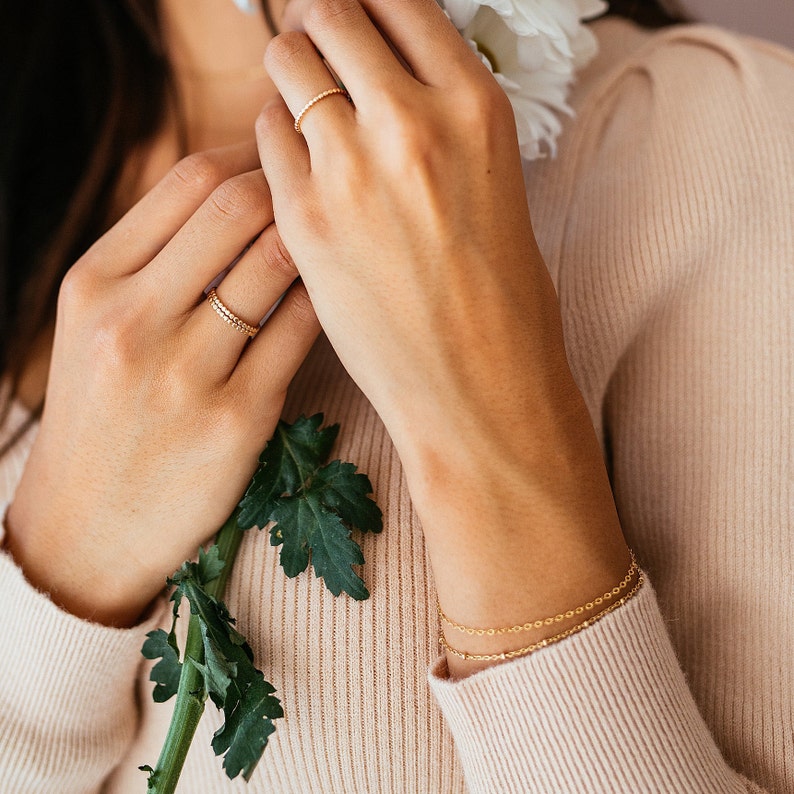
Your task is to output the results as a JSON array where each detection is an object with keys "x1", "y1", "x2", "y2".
[{"x1": 257, "y1": 0, "x2": 632, "y2": 675}]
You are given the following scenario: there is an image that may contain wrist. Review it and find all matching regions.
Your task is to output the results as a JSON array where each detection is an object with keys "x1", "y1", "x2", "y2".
[
  {"x1": 4, "y1": 498, "x2": 162, "y2": 627},
  {"x1": 438, "y1": 556, "x2": 641, "y2": 678},
  {"x1": 391, "y1": 389, "x2": 632, "y2": 678}
]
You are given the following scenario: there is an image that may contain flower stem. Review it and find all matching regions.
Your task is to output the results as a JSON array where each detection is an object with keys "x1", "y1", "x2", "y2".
[
  {"x1": 206, "y1": 508, "x2": 244, "y2": 599},
  {"x1": 146, "y1": 509, "x2": 245, "y2": 793}
]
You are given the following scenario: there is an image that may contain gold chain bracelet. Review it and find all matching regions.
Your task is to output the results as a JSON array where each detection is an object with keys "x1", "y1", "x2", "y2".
[
  {"x1": 438, "y1": 573, "x2": 644, "y2": 662},
  {"x1": 437, "y1": 550, "x2": 638, "y2": 637}
]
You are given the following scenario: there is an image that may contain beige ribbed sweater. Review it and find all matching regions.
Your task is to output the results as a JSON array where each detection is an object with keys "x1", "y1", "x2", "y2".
[{"x1": 0, "y1": 18, "x2": 792, "y2": 793}]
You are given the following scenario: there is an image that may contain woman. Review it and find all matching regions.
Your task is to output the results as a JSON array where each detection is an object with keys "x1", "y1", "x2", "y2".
[{"x1": 0, "y1": 0, "x2": 791, "y2": 791}]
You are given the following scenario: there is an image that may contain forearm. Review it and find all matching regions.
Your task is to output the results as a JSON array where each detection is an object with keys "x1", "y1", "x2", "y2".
[{"x1": 395, "y1": 373, "x2": 632, "y2": 678}]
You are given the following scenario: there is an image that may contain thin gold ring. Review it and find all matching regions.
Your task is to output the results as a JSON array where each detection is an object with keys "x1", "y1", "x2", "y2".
[
  {"x1": 294, "y1": 87, "x2": 350, "y2": 135},
  {"x1": 207, "y1": 288, "x2": 259, "y2": 338}
]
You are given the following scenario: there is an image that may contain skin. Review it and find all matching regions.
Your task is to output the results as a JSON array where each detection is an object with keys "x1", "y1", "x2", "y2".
[{"x1": 6, "y1": 0, "x2": 632, "y2": 679}]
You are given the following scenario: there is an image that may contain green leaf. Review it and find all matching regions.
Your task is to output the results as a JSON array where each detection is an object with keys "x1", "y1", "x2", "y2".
[
  {"x1": 269, "y1": 496, "x2": 310, "y2": 578},
  {"x1": 167, "y1": 569, "x2": 282, "y2": 780},
  {"x1": 270, "y1": 492, "x2": 369, "y2": 600},
  {"x1": 238, "y1": 415, "x2": 339, "y2": 530},
  {"x1": 173, "y1": 578, "x2": 250, "y2": 707},
  {"x1": 142, "y1": 417, "x2": 382, "y2": 789},
  {"x1": 312, "y1": 460, "x2": 383, "y2": 534},
  {"x1": 211, "y1": 675, "x2": 283, "y2": 781},
  {"x1": 196, "y1": 545, "x2": 225, "y2": 585},
  {"x1": 142, "y1": 629, "x2": 183, "y2": 704}
]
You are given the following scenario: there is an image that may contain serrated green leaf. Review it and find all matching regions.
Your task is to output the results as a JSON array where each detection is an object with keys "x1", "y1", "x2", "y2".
[
  {"x1": 278, "y1": 413, "x2": 339, "y2": 477},
  {"x1": 238, "y1": 414, "x2": 338, "y2": 530},
  {"x1": 192, "y1": 628, "x2": 238, "y2": 710},
  {"x1": 141, "y1": 628, "x2": 183, "y2": 703},
  {"x1": 269, "y1": 495, "x2": 310, "y2": 578},
  {"x1": 312, "y1": 460, "x2": 383, "y2": 534},
  {"x1": 212, "y1": 675, "x2": 283, "y2": 781},
  {"x1": 270, "y1": 492, "x2": 369, "y2": 600},
  {"x1": 174, "y1": 578, "x2": 251, "y2": 707},
  {"x1": 163, "y1": 564, "x2": 285, "y2": 780},
  {"x1": 197, "y1": 545, "x2": 225, "y2": 585}
]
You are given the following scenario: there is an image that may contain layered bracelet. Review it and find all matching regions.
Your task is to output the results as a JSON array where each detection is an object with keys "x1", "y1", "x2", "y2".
[{"x1": 437, "y1": 552, "x2": 643, "y2": 662}]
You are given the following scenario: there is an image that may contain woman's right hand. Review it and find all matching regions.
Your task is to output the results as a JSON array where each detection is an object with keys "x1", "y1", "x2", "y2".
[{"x1": 5, "y1": 143, "x2": 320, "y2": 626}]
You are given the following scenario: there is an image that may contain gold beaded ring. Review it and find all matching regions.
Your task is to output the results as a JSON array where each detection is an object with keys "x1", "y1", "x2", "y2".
[
  {"x1": 207, "y1": 288, "x2": 259, "y2": 338},
  {"x1": 294, "y1": 87, "x2": 351, "y2": 135}
]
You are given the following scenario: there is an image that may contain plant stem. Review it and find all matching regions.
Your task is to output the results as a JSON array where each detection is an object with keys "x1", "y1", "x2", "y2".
[
  {"x1": 147, "y1": 615, "x2": 205, "y2": 793},
  {"x1": 147, "y1": 509, "x2": 245, "y2": 794},
  {"x1": 207, "y1": 508, "x2": 244, "y2": 599}
]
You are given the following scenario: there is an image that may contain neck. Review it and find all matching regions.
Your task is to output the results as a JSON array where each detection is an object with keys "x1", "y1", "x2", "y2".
[{"x1": 159, "y1": 0, "x2": 286, "y2": 150}]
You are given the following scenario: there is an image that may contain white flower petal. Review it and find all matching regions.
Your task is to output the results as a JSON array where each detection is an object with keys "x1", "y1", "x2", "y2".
[
  {"x1": 576, "y1": 0, "x2": 609, "y2": 21},
  {"x1": 444, "y1": 0, "x2": 482, "y2": 30},
  {"x1": 445, "y1": 0, "x2": 601, "y2": 160}
]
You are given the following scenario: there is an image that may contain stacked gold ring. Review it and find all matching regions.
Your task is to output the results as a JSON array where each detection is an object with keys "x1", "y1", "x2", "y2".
[{"x1": 207, "y1": 288, "x2": 259, "y2": 338}]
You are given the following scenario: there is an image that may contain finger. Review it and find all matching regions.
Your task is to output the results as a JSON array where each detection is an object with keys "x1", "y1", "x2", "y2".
[
  {"x1": 140, "y1": 170, "x2": 275, "y2": 316},
  {"x1": 185, "y1": 223, "x2": 299, "y2": 380},
  {"x1": 81, "y1": 142, "x2": 260, "y2": 279},
  {"x1": 291, "y1": 0, "x2": 411, "y2": 100},
  {"x1": 257, "y1": 97, "x2": 312, "y2": 189},
  {"x1": 231, "y1": 279, "x2": 321, "y2": 420},
  {"x1": 264, "y1": 31, "x2": 355, "y2": 141},
  {"x1": 357, "y1": 0, "x2": 480, "y2": 86}
]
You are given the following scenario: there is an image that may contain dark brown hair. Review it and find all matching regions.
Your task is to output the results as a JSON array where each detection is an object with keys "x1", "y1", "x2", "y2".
[
  {"x1": 0, "y1": 1, "x2": 170, "y2": 433},
  {"x1": 608, "y1": 0, "x2": 684, "y2": 27}
]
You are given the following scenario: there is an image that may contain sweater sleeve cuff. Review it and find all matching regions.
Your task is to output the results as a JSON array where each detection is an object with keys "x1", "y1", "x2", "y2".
[
  {"x1": 428, "y1": 579, "x2": 746, "y2": 794},
  {"x1": 0, "y1": 541, "x2": 167, "y2": 789}
]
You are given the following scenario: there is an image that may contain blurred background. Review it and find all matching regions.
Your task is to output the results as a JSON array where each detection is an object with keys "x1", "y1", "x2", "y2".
[{"x1": 666, "y1": 0, "x2": 794, "y2": 49}]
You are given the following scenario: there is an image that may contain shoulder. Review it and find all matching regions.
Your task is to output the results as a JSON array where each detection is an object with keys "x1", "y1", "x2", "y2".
[
  {"x1": 574, "y1": 19, "x2": 794, "y2": 167},
  {"x1": 530, "y1": 20, "x2": 794, "y2": 433},
  {"x1": 553, "y1": 18, "x2": 794, "y2": 281}
]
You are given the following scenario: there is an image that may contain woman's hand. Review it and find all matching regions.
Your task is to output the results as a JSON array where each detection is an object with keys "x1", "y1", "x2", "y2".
[
  {"x1": 258, "y1": 0, "x2": 632, "y2": 675},
  {"x1": 261, "y1": 0, "x2": 556, "y2": 450},
  {"x1": 6, "y1": 143, "x2": 320, "y2": 626}
]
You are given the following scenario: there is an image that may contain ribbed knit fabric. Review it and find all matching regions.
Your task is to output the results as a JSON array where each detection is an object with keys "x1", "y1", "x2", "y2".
[{"x1": 0, "y1": 18, "x2": 791, "y2": 793}]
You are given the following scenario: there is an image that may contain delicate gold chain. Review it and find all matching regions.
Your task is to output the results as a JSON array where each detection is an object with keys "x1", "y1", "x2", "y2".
[
  {"x1": 437, "y1": 551, "x2": 638, "y2": 636},
  {"x1": 438, "y1": 574, "x2": 644, "y2": 662}
]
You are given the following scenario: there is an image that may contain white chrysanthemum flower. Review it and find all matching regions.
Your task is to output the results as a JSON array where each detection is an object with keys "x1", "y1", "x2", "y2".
[{"x1": 444, "y1": 0, "x2": 607, "y2": 160}]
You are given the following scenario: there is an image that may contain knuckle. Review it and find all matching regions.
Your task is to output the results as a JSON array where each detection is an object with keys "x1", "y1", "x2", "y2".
[
  {"x1": 387, "y1": 117, "x2": 439, "y2": 168},
  {"x1": 378, "y1": 95, "x2": 438, "y2": 158},
  {"x1": 265, "y1": 31, "x2": 312, "y2": 72},
  {"x1": 208, "y1": 176, "x2": 264, "y2": 224},
  {"x1": 57, "y1": 264, "x2": 99, "y2": 314},
  {"x1": 305, "y1": 0, "x2": 359, "y2": 31},
  {"x1": 170, "y1": 151, "x2": 225, "y2": 194},
  {"x1": 462, "y1": 80, "x2": 513, "y2": 130},
  {"x1": 212, "y1": 399, "x2": 251, "y2": 441},
  {"x1": 258, "y1": 230, "x2": 297, "y2": 280},
  {"x1": 88, "y1": 308, "x2": 144, "y2": 370},
  {"x1": 58, "y1": 267, "x2": 148, "y2": 373}
]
